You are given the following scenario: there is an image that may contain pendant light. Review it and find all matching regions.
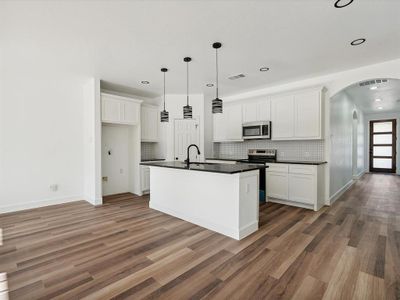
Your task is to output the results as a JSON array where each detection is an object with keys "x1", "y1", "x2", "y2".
[
  {"x1": 160, "y1": 68, "x2": 169, "y2": 122},
  {"x1": 212, "y1": 42, "x2": 223, "y2": 113},
  {"x1": 183, "y1": 57, "x2": 193, "y2": 119}
]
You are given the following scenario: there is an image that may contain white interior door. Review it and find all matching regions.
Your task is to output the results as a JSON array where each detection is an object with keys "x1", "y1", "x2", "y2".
[{"x1": 174, "y1": 119, "x2": 200, "y2": 162}]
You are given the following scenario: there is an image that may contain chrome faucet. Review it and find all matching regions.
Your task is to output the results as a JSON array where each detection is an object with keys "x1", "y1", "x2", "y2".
[{"x1": 185, "y1": 144, "x2": 201, "y2": 166}]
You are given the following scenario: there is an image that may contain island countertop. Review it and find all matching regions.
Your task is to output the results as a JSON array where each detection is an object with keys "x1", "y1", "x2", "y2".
[{"x1": 140, "y1": 161, "x2": 268, "y2": 174}]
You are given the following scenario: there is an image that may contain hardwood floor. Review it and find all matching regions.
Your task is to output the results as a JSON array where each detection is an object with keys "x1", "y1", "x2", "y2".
[{"x1": 0, "y1": 173, "x2": 399, "y2": 299}]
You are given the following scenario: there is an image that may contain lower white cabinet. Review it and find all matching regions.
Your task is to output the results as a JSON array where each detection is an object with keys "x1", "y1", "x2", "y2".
[
  {"x1": 266, "y1": 172, "x2": 289, "y2": 200},
  {"x1": 266, "y1": 163, "x2": 325, "y2": 211},
  {"x1": 141, "y1": 165, "x2": 150, "y2": 193},
  {"x1": 288, "y1": 173, "x2": 315, "y2": 204}
]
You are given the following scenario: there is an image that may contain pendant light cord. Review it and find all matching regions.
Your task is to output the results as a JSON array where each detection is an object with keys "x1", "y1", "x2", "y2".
[
  {"x1": 163, "y1": 72, "x2": 166, "y2": 111},
  {"x1": 186, "y1": 61, "x2": 189, "y2": 106},
  {"x1": 216, "y1": 48, "x2": 219, "y2": 99}
]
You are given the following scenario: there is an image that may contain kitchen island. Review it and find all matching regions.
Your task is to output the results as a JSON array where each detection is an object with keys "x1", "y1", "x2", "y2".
[{"x1": 141, "y1": 161, "x2": 267, "y2": 240}]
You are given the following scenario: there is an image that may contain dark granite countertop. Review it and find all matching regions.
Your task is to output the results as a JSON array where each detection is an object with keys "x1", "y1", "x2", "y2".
[
  {"x1": 140, "y1": 161, "x2": 268, "y2": 174},
  {"x1": 205, "y1": 157, "x2": 246, "y2": 162},
  {"x1": 141, "y1": 159, "x2": 166, "y2": 162},
  {"x1": 274, "y1": 160, "x2": 327, "y2": 165},
  {"x1": 206, "y1": 157, "x2": 327, "y2": 166}
]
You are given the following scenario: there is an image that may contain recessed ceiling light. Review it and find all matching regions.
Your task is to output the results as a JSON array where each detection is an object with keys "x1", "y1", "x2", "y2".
[
  {"x1": 375, "y1": 98, "x2": 382, "y2": 102},
  {"x1": 260, "y1": 67, "x2": 270, "y2": 72},
  {"x1": 206, "y1": 83, "x2": 214, "y2": 87},
  {"x1": 378, "y1": 106, "x2": 383, "y2": 110},
  {"x1": 334, "y1": 0, "x2": 354, "y2": 8},
  {"x1": 370, "y1": 86, "x2": 378, "y2": 90},
  {"x1": 141, "y1": 81, "x2": 150, "y2": 84},
  {"x1": 351, "y1": 38, "x2": 366, "y2": 46}
]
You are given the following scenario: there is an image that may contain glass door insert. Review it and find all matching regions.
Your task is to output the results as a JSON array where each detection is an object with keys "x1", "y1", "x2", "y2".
[{"x1": 369, "y1": 119, "x2": 397, "y2": 173}]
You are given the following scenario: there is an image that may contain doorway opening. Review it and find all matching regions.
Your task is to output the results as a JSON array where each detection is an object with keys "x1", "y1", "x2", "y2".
[{"x1": 369, "y1": 119, "x2": 397, "y2": 173}]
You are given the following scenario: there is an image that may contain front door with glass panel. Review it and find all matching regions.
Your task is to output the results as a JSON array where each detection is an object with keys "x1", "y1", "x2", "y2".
[{"x1": 369, "y1": 119, "x2": 397, "y2": 173}]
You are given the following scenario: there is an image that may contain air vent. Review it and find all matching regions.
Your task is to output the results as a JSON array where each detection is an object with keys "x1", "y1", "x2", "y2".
[
  {"x1": 359, "y1": 79, "x2": 388, "y2": 87},
  {"x1": 228, "y1": 74, "x2": 245, "y2": 80}
]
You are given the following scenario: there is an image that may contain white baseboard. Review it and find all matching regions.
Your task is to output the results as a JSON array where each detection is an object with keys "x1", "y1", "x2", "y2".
[
  {"x1": 0, "y1": 195, "x2": 84, "y2": 214},
  {"x1": 329, "y1": 179, "x2": 354, "y2": 205},
  {"x1": 353, "y1": 169, "x2": 367, "y2": 180},
  {"x1": 150, "y1": 201, "x2": 257, "y2": 240}
]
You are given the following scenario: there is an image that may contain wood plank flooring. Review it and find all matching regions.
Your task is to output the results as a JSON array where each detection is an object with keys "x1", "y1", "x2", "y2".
[{"x1": 0, "y1": 173, "x2": 399, "y2": 299}]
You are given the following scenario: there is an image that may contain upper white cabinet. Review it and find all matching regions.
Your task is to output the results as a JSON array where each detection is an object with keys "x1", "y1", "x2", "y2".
[
  {"x1": 141, "y1": 105, "x2": 159, "y2": 142},
  {"x1": 213, "y1": 104, "x2": 243, "y2": 142},
  {"x1": 271, "y1": 95, "x2": 295, "y2": 139},
  {"x1": 294, "y1": 90, "x2": 321, "y2": 138},
  {"x1": 271, "y1": 87, "x2": 323, "y2": 140},
  {"x1": 242, "y1": 98, "x2": 271, "y2": 123},
  {"x1": 101, "y1": 93, "x2": 141, "y2": 125}
]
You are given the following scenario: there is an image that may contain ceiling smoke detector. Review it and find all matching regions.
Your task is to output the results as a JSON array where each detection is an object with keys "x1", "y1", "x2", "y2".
[{"x1": 228, "y1": 74, "x2": 245, "y2": 80}]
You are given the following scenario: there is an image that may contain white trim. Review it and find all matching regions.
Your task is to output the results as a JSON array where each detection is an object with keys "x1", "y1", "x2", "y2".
[
  {"x1": 267, "y1": 198, "x2": 315, "y2": 211},
  {"x1": 239, "y1": 221, "x2": 259, "y2": 239},
  {"x1": 101, "y1": 92, "x2": 143, "y2": 104},
  {"x1": 0, "y1": 195, "x2": 85, "y2": 214},
  {"x1": 150, "y1": 201, "x2": 254, "y2": 240},
  {"x1": 329, "y1": 179, "x2": 354, "y2": 205},
  {"x1": 353, "y1": 169, "x2": 367, "y2": 180}
]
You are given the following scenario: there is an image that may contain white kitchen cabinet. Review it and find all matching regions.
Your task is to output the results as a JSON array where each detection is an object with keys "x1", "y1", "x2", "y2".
[
  {"x1": 271, "y1": 95, "x2": 295, "y2": 139},
  {"x1": 294, "y1": 90, "x2": 321, "y2": 138},
  {"x1": 101, "y1": 93, "x2": 141, "y2": 125},
  {"x1": 141, "y1": 105, "x2": 159, "y2": 142},
  {"x1": 213, "y1": 104, "x2": 243, "y2": 142},
  {"x1": 288, "y1": 173, "x2": 315, "y2": 204},
  {"x1": 271, "y1": 87, "x2": 323, "y2": 140},
  {"x1": 265, "y1": 162, "x2": 325, "y2": 211},
  {"x1": 141, "y1": 165, "x2": 150, "y2": 193},
  {"x1": 242, "y1": 99, "x2": 271, "y2": 123},
  {"x1": 266, "y1": 171, "x2": 289, "y2": 200}
]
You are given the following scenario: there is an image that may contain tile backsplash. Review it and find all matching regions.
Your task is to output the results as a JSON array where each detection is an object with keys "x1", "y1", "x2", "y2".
[
  {"x1": 141, "y1": 142, "x2": 159, "y2": 160},
  {"x1": 214, "y1": 140, "x2": 325, "y2": 161}
]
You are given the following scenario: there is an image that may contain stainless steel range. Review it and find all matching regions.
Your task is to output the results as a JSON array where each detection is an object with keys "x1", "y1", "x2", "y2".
[{"x1": 237, "y1": 149, "x2": 277, "y2": 202}]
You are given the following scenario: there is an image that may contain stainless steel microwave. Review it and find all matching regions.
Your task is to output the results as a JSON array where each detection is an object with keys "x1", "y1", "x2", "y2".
[{"x1": 242, "y1": 121, "x2": 271, "y2": 139}]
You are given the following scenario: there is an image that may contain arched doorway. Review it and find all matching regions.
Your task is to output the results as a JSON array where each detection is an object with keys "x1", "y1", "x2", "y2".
[{"x1": 329, "y1": 78, "x2": 400, "y2": 201}]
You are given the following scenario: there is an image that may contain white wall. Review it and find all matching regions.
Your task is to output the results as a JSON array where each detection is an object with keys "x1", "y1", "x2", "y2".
[
  {"x1": 83, "y1": 78, "x2": 102, "y2": 205},
  {"x1": 356, "y1": 109, "x2": 366, "y2": 176},
  {"x1": 101, "y1": 124, "x2": 130, "y2": 196},
  {"x1": 329, "y1": 91, "x2": 366, "y2": 200},
  {"x1": 365, "y1": 112, "x2": 400, "y2": 175},
  {"x1": 329, "y1": 92, "x2": 354, "y2": 199},
  {"x1": 0, "y1": 74, "x2": 87, "y2": 213},
  {"x1": 158, "y1": 94, "x2": 205, "y2": 161}
]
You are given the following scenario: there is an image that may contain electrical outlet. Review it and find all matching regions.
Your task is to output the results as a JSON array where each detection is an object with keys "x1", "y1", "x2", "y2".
[{"x1": 50, "y1": 184, "x2": 58, "y2": 192}]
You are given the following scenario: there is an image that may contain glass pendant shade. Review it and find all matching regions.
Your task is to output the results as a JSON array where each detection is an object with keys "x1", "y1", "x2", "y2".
[
  {"x1": 183, "y1": 105, "x2": 193, "y2": 119},
  {"x1": 212, "y1": 42, "x2": 223, "y2": 114},
  {"x1": 212, "y1": 97, "x2": 223, "y2": 113},
  {"x1": 160, "y1": 109, "x2": 169, "y2": 122},
  {"x1": 160, "y1": 67, "x2": 169, "y2": 122},
  {"x1": 183, "y1": 57, "x2": 192, "y2": 119}
]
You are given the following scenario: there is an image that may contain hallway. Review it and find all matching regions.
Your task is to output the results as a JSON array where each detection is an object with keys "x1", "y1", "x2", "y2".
[{"x1": 0, "y1": 173, "x2": 399, "y2": 299}]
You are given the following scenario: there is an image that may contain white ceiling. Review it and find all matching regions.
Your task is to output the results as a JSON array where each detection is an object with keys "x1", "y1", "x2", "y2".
[
  {"x1": 2, "y1": 0, "x2": 400, "y2": 98},
  {"x1": 344, "y1": 78, "x2": 400, "y2": 114}
]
